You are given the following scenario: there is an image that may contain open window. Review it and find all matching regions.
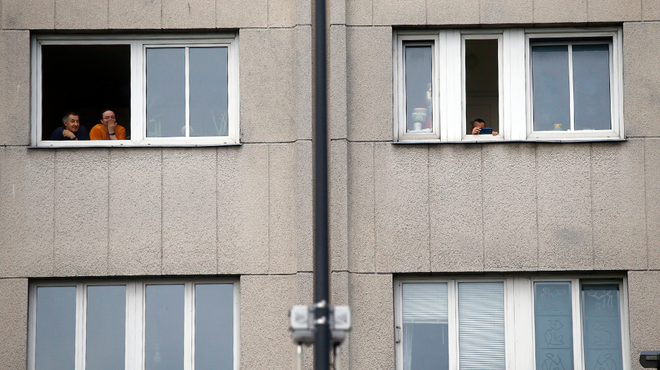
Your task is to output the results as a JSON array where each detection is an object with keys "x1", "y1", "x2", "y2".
[{"x1": 31, "y1": 34, "x2": 239, "y2": 147}]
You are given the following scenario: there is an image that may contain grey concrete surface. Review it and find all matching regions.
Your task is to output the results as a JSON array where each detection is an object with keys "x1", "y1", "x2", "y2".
[
  {"x1": 346, "y1": 0, "x2": 372, "y2": 25},
  {"x1": 427, "y1": 0, "x2": 479, "y2": 25},
  {"x1": 533, "y1": 0, "x2": 587, "y2": 23},
  {"x1": 645, "y1": 139, "x2": 660, "y2": 269},
  {"x1": 588, "y1": 0, "x2": 642, "y2": 22},
  {"x1": 628, "y1": 271, "x2": 660, "y2": 370},
  {"x1": 109, "y1": 0, "x2": 162, "y2": 29},
  {"x1": 0, "y1": 31, "x2": 30, "y2": 146},
  {"x1": 294, "y1": 25, "x2": 313, "y2": 140},
  {"x1": 329, "y1": 25, "x2": 348, "y2": 140},
  {"x1": 269, "y1": 143, "x2": 297, "y2": 274},
  {"x1": 162, "y1": 0, "x2": 215, "y2": 29},
  {"x1": 216, "y1": 0, "x2": 268, "y2": 27},
  {"x1": 296, "y1": 0, "x2": 313, "y2": 25},
  {"x1": 331, "y1": 139, "x2": 349, "y2": 272},
  {"x1": 373, "y1": 0, "x2": 426, "y2": 25},
  {"x1": 347, "y1": 142, "x2": 376, "y2": 273},
  {"x1": 1, "y1": 0, "x2": 55, "y2": 29},
  {"x1": 0, "y1": 279, "x2": 28, "y2": 370},
  {"x1": 480, "y1": 0, "x2": 533, "y2": 24},
  {"x1": 643, "y1": 0, "x2": 660, "y2": 20},
  {"x1": 295, "y1": 140, "x2": 313, "y2": 272},
  {"x1": 329, "y1": 0, "x2": 347, "y2": 25},
  {"x1": 269, "y1": 0, "x2": 296, "y2": 27},
  {"x1": 55, "y1": 0, "x2": 108, "y2": 29}
]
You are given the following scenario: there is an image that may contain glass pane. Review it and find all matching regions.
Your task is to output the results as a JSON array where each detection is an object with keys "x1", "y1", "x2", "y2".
[
  {"x1": 465, "y1": 39, "x2": 499, "y2": 135},
  {"x1": 35, "y1": 286, "x2": 76, "y2": 370},
  {"x1": 404, "y1": 45, "x2": 433, "y2": 133},
  {"x1": 573, "y1": 44, "x2": 611, "y2": 130},
  {"x1": 195, "y1": 284, "x2": 234, "y2": 370},
  {"x1": 145, "y1": 284, "x2": 184, "y2": 370},
  {"x1": 189, "y1": 47, "x2": 229, "y2": 137},
  {"x1": 401, "y1": 283, "x2": 448, "y2": 370},
  {"x1": 582, "y1": 284, "x2": 623, "y2": 370},
  {"x1": 534, "y1": 282, "x2": 573, "y2": 370},
  {"x1": 458, "y1": 282, "x2": 505, "y2": 370},
  {"x1": 86, "y1": 285, "x2": 126, "y2": 370},
  {"x1": 532, "y1": 45, "x2": 570, "y2": 131},
  {"x1": 146, "y1": 48, "x2": 186, "y2": 137}
]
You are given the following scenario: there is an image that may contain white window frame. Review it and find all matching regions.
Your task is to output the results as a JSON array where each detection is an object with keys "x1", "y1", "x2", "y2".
[
  {"x1": 27, "y1": 278, "x2": 240, "y2": 370},
  {"x1": 31, "y1": 34, "x2": 240, "y2": 147},
  {"x1": 393, "y1": 27, "x2": 623, "y2": 143},
  {"x1": 394, "y1": 275, "x2": 631, "y2": 370}
]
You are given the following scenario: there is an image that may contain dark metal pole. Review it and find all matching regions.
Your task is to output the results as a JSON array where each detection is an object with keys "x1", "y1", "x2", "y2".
[{"x1": 312, "y1": 0, "x2": 330, "y2": 366}]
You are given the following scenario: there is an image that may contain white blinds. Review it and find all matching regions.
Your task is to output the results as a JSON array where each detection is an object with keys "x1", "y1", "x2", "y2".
[
  {"x1": 402, "y1": 283, "x2": 448, "y2": 324},
  {"x1": 458, "y1": 282, "x2": 505, "y2": 370}
]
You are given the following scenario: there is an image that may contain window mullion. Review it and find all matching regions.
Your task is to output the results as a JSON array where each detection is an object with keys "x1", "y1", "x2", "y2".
[
  {"x1": 185, "y1": 47, "x2": 191, "y2": 138},
  {"x1": 125, "y1": 281, "x2": 141, "y2": 370},
  {"x1": 184, "y1": 281, "x2": 194, "y2": 370},
  {"x1": 572, "y1": 279, "x2": 584, "y2": 370},
  {"x1": 76, "y1": 283, "x2": 86, "y2": 370},
  {"x1": 447, "y1": 280, "x2": 459, "y2": 370},
  {"x1": 568, "y1": 44, "x2": 575, "y2": 131}
]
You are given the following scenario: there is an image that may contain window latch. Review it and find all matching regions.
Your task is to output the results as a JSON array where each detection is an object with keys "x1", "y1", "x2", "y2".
[{"x1": 395, "y1": 325, "x2": 401, "y2": 344}]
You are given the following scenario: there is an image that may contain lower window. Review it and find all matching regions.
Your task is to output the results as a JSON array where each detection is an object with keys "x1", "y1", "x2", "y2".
[
  {"x1": 28, "y1": 279, "x2": 239, "y2": 370},
  {"x1": 394, "y1": 276, "x2": 629, "y2": 370}
]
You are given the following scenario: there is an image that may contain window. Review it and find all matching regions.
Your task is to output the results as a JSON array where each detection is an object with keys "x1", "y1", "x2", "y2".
[
  {"x1": 394, "y1": 276, "x2": 630, "y2": 370},
  {"x1": 28, "y1": 279, "x2": 239, "y2": 370},
  {"x1": 31, "y1": 34, "x2": 239, "y2": 147},
  {"x1": 393, "y1": 28, "x2": 623, "y2": 142}
]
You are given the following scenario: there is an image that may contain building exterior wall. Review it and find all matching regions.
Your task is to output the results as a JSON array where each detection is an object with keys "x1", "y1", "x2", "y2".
[{"x1": 1, "y1": 0, "x2": 660, "y2": 369}]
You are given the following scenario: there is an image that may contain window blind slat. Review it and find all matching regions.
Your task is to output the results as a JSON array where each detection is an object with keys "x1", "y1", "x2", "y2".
[{"x1": 402, "y1": 283, "x2": 447, "y2": 324}]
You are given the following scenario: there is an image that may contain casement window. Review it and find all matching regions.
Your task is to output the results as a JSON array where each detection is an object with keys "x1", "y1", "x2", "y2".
[
  {"x1": 28, "y1": 279, "x2": 239, "y2": 370},
  {"x1": 31, "y1": 34, "x2": 239, "y2": 147},
  {"x1": 393, "y1": 28, "x2": 623, "y2": 142},
  {"x1": 394, "y1": 276, "x2": 630, "y2": 370}
]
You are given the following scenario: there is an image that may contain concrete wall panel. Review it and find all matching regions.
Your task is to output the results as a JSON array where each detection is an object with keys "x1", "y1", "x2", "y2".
[
  {"x1": 162, "y1": 148, "x2": 217, "y2": 275},
  {"x1": 240, "y1": 28, "x2": 295, "y2": 143},
  {"x1": 624, "y1": 22, "x2": 660, "y2": 138},
  {"x1": 295, "y1": 140, "x2": 313, "y2": 272},
  {"x1": 2, "y1": 0, "x2": 54, "y2": 29},
  {"x1": 429, "y1": 145, "x2": 484, "y2": 272},
  {"x1": 329, "y1": 25, "x2": 347, "y2": 140},
  {"x1": 0, "y1": 279, "x2": 28, "y2": 370},
  {"x1": 55, "y1": 0, "x2": 108, "y2": 29},
  {"x1": 162, "y1": 0, "x2": 215, "y2": 28},
  {"x1": 297, "y1": 0, "x2": 313, "y2": 25},
  {"x1": 346, "y1": 0, "x2": 372, "y2": 25},
  {"x1": 536, "y1": 144, "x2": 593, "y2": 270},
  {"x1": 592, "y1": 140, "x2": 647, "y2": 270},
  {"x1": 329, "y1": 0, "x2": 346, "y2": 25},
  {"x1": 533, "y1": 0, "x2": 587, "y2": 23},
  {"x1": 109, "y1": 0, "x2": 161, "y2": 29},
  {"x1": 0, "y1": 148, "x2": 54, "y2": 277},
  {"x1": 346, "y1": 26, "x2": 392, "y2": 142},
  {"x1": 241, "y1": 274, "x2": 296, "y2": 370},
  {"x1": 374, "y1": 144, "x2": 430, "y2": 273},
  {"x1": 53, "y1": 149, "x2": 109, "y2": 276},
  {"x1": 480, "y1": 0, "x2": 533, "y2": 24},
  {"x1": 217, "y1": 145, "x2": 270, "y2": 274},
  {"x1": 269, "y1": 0, "x2": 296, "y2": 27},
  {"x1": 373, "y1": 0, "x2": 426, "y2": 25},
  {"x1": 482, "y1": 144, "x2": 538, "y2": 270},
  {"x1": 588, "y1": 0, "x2": 642, "y2": 22},
  {"x1": 294, "y1": 25, "x2": 313, "y2": 140},
  {"x1": 331, "y1": 139, "x2": 349, "y2": 272},
  {"x1": 0, "y1": 31, "x2": 30, "y2": 146},
  {"x1": 269, "y1": 143, "x2": 297, "y2": 274},
  {"x1": 427, "y1": 0, "x2": 479, "y2": 25},
  {"x1": 108, "y1": 149, "x2": 162, "y2": 276},
  {"x1": 216, "y1": 0, "x2": 268, "y2": 27},
  {"x1": 645, "y1": 138, "x2": 660, "y2": 269},
  {"x1": 347, "y1": 142, "x2": 376, "y2": 273},
  {"x1": 643, "y1": 0, "x2": 660, "y2": 20},
  {"x1": 348, "y1": 273, "x2": 394, "y2": 370},
  {"x1": 628, "y1": 271, "x2": 660, "y2": 370}
]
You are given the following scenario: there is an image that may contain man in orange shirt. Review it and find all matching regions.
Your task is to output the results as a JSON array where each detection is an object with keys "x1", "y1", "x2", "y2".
[{"x1": 90, "y1": 110, "x2": 126, "y2": 140}]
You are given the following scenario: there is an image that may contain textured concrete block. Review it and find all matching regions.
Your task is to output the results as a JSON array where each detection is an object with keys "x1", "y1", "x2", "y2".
[
  {"x1": 55, "y1": 0, "x2": 108, "y2": 29},
  {"x1": 0, "y1": 148, "x2": 54, "y2": 277},
  {"x1": 162, "y1": 148, "x2": 217, "y2": 275},
  {"x1": 269, "y1": 143, "x2": 296, "y2": 274},
  {"x1": 240, "y1": 29, "x2": 295, "y2": 143},
  {"x1": 643, "y1": 0, "x2": 660, "y2": 20},
  {"x1": 162, "y1": 0, "x2": 215, "y2": 28},
  {"x1": 269, "y1": 0, "x2": 296, "y2": 27},
  {"x1": 373, "y1": 0, "x2": 426, "y2": 25},
  {"x1": 374, "y1": 144, "x2": 430, "y2": 273},
  {"x1": 294, "y1": 25, "x2": 313, "y2": 140},
  {"x1": 296, "y1": 272, "x2": 313, "y2": 303},
  {"x1": 346, "y1": 27, "x2": 392, "y2": 142},
  {"x1": 217, "y1": 144, "x2": 270, "y2": 274},
  {"x1": 241, "y1": 275, "x2": 296, "y2": 370},
  {"x1": 348, "y1": 273, "x2": 394, "y2": 370},
  {"x1": 646, "y1": 138, "x2": 660, "y2": 269},
  {"x1": 216, "y1": 0, "x2": 268, "y2": 27},
  {"x1": 296, "y1": 0, "x2": 313, "y2": 25},
  {"x1": 329, "y1": 0, "x2": 346, "y2": 25},
  {"x1": 53, "y1": 149, "x2": 109, "y2": 276},
  {"x1": 2, "y1": 0, "x2": 54, "y2": 29},
  {"x1": 0, "y1": 31, "x2": 30, "y2": 146},
  {"x1": 331, "y1": 271, "x2": 349, "y2": 305},
  {"x1": 346, "y1": 0, "x2": 372, "y2": 26},
  {"x1": 588, "y1": 0, "x2": 641, "y2": 22},
  {"x1": 482, "y1": 144, "x2": 538, "y2": 270},
  {"x1": 329, "y1": 25, "x2": 347, "y2": 140},
  {"x1": 427, "y1": 0, "x2": 479, "y2": 25},
  {"x1": 533, "y1": 0, "x2": 587, "y2": 23},
  {"x1": 429, "y1": 145, "x2": 484, "y2": 272},
  {"x1": 331, "y1": 140, "x2": 348, "y2": 272},
  {"x1": 108, "y1": 149, "x2": 162, "y2": 276},
  {"x1": 347, "y1": 142, "x2": 376, "y2": 273},
  {"x1": 536, "y1": 144, "x2": 593, "y2": 270},
  {"x1": 109, "y1": 0, "x2": 161, "y2": 29},
  {"x1": 0, "y1": 279, "x2": 28, "y2": 370},
  {"x1": 628, "y1": 271, "x2": 660, "y2": 370},
  {"x1": 294, "y1": 140, "x2": 313, "y2": 272},
  {"x1": 624, "y1": 22, "x2": 660, "y2": 137},
  {"x1": 592, "y1": 140, "x2": 646, "y2": 269},
  {"x1": 480, "y1": 0, "x2": 533, "y2": 24}
]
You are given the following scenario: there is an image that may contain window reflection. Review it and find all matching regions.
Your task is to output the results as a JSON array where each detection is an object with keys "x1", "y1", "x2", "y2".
[{"x1": 404, "y1": 45, "x2": 433, "y2": 133}]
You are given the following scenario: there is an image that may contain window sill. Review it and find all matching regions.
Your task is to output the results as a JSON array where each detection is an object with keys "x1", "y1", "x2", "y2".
[
  {"x1": 392, "y1": 138, "x2": 628, "y2": 145},
  {"x1": 28, "y1": 142, "x2": 242, "y2": 149}
]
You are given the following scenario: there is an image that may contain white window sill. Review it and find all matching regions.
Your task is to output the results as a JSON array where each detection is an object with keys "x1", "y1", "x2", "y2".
[
  {"x1": 392, "y1": 138, "x2": 627, "y2": 144},
  {"x1": 28, "y1": 142, "x2": 242, "y2": 149}
]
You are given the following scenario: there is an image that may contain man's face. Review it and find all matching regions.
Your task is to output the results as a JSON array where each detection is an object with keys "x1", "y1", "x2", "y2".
[
  {"x1": 473, "y1": 120, "x2": 485, "y2": 129},
  {"x1": 101, "y1": 111, "x2": 116, "y2": 126},
  {"x1": 64, "y1": 115, "x2": 80, "y2": 133}
]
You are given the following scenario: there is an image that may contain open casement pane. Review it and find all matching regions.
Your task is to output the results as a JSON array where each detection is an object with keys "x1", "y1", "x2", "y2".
[
  {"x1": 195, "y1": 283, "x2": 234, "y2": 370},
  {"x1": 145, "y1": 284, "x2": 185, "y2": 370},
  {"x1": 35, "y1": 286, "x2": 76, "y2": 370},
  {"x1": 86, "y1": 285, "x2": 126, "y2": 370},
  {"x1": 465, "y1": 39, "x2": 499, "y2": 135},
  {"x1": 572, "y1": 45, "x2": 611, "y2": 130},
  {"x1": 534, "y1": 282, "x2": 574, "y2": 370},
  {"x1": 458, "y1": 282, "x2": 505, "y2": 370},
  {"x1": 582, "y1": 284, "x2": 623, "y2": 370},
  {"x1": 402, "y1": 283, "x2": 449, "y2": 370},
  {"x1": 404, "y1": 44, "x2": 433, "y2": 134}
]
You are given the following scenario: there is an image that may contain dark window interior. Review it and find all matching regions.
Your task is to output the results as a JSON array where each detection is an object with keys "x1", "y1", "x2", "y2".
[
  {"x1": 465, "y1": 39, "x2": 499, "y2": 134},
  {"x1": 41, "y1": 45, "x2": 131, "y2": 140}
]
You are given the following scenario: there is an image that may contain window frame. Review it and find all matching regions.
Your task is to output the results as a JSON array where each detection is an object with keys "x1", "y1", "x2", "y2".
[
  {"x1": 393, "y1": 275, "x2": 631, "y2": 370},
  {"x1": 30, "y1": 33, "x2": 240, "y2": 147},
  {"x1": 27, "y1": 278, "x2": 240, "y2": 370}
]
